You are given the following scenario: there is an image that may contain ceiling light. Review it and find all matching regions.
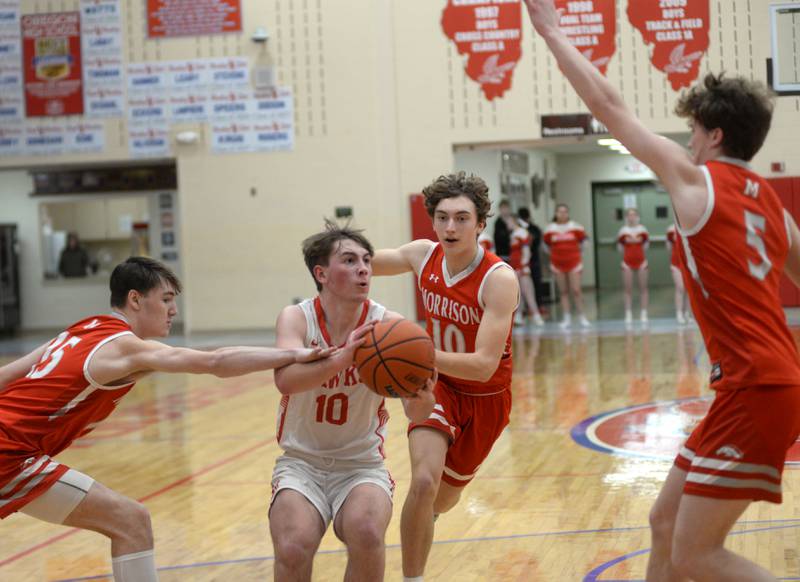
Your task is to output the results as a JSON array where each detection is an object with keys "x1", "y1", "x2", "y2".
[{"x1": 598, "y1": 138, "x2": 621, "y2": 146}]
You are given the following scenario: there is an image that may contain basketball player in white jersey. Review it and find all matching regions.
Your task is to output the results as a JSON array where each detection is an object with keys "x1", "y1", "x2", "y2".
[
  {"x1": 0, "y1": 257, "x2": 331, "y2": 582},
  {"x1": 269, "y1": 222, "x2": 435, "y2": 582}
]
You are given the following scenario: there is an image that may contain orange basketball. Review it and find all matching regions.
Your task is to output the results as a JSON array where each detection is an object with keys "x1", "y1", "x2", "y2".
[{"x1": 354, "y1": 318, "x2": 435, "y2": 398}]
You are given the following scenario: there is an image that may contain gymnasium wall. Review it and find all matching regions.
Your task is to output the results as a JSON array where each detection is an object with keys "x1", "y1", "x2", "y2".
[{"x1": 1, "y1": 1, "x2": 798, "y2": 330}]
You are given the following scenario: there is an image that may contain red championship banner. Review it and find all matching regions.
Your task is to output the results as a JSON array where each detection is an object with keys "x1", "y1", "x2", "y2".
[
  {"x1": 21, "y1": 12, "x2": 83, "y2": 117},
  {"x1": 441, "y1": 0, "x2": 522, "y2": 101},
  {"x1": 628, "y1": 0, "x2": 709, "y2": 90},
  {"x1": 147, "y1": 0, "x2": 242, "y2": 38},
  {"x1": 555, "y1": 0, "x2": 616, "y2": 74}
]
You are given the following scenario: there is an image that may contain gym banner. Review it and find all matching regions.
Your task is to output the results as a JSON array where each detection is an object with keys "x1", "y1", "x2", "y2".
[
  {"x1": 628, "y1": 0, "x2": 709, "y2": 90},
  {"x1": 441, "y1": 0, "x2": 522, "y2": 101},
  {"x1": 555, "y1": 0, "x2": 616, "y2": 75},
  {"x1": 22, "y1": 12, "x2": 83, "y2": 117},
  {"x1": 147, "y1": 0, "x2": 242, "y2": 38}
]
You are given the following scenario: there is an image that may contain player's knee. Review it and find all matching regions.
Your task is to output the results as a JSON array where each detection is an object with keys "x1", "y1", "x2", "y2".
[
  {"x1": 647, "y1": 504, "x2": 674, "y2": 541},
  {"x1": 124, "y1": 500, "x2": 154, "y2": 547},
  {"x1": 409, "y1": 471, "x2": 440, "y2": 502},
  {"x1": 274, "y1": 536, "x2": 317, "y2": 570},
  {"x1": 345, "y1": 519, "x2": 385, "y2": 553}
]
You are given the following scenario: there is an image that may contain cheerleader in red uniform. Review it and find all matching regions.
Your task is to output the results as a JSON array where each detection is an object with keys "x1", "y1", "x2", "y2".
[
  {"x1": 666, "y1": 224, "x2": 690, "y2": 324},
  {"x1": 616, "y1": 208, "x2": 650, "y2": 324},
  {"x1": 509, "y1": 217, "x2": 544, "y2": 326},
  {"x1": 543, "y1": 203, "x2": 590, "y2": 328}
]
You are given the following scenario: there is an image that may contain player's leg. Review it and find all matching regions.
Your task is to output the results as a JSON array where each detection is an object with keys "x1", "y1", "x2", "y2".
[
  {"x1": 622, "y1": 264, "x2": 634, "y2": 323},
  {"x1": 32, "y1": 471, "x2": 158, "y2": 582},
  {"x1": 333, "y1": 479, "x2": 393, "y2": 582},
  {"x1": 401, "y1": 427, "x2": 449, "y2": 579},
  {"x1": 638, "y1": 266, "x2": 649, "y2": 321},
  {"x1": 269, "y1": 490, "x2": 326, "y2": 582},
  {"x1": 269, "y1": 457, "x2": 328, "y2": 582},
  {"x1": 671, "y1": 496, "x2": 775, "y2": 581},
  {"x1": 645, "y1": 465, "x2": 689, "y2": 582}
]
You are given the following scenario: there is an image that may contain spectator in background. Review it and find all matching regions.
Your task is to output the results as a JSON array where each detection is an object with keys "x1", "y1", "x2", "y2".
[
  {"x1": 59, "y1": 233, "x2": 91, "y2": 278},
  {"x1": 493, "y1": 199, "x2": 515, "y2": 262},
  {"x1": 517, "y1": 207, "x2": 546, "y2": 310}
]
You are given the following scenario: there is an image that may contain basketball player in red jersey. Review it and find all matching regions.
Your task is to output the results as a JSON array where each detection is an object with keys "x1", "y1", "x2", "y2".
[
  {"x1": 372, "y1": 172, "x2": 519, "y2": 581},
  {"x1": 269, "y1": 223, "x2": 434, "y2": 582},
  {"x1": 526, "y1": 1, "x2": 800, "y2": 579},
  {"x1": 0, "y1": 257, "x2": 331, "y2": 582}
]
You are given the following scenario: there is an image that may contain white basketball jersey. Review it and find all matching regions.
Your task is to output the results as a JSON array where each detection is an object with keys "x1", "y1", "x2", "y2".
[{"x1": 276, "y1": 297, "x2": 389, "y2": 464}]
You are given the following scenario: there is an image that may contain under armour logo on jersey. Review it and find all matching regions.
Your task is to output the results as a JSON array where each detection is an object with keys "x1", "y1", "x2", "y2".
[
  {"x1": 429, "y1": 274, "x2": 440, "y2": 284},
  {"x1": 83, "y1": 319, "x2": 101, "y2": 329},
  {"x1": 744, "y1": 179, "x2": 760, "y2": 199},
  {"x1": 715, "y1": 445, "x2": 744, "y2": 460}
]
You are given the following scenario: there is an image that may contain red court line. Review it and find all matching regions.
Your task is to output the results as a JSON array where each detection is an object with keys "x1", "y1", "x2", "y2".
[{"x1": 0, "y1": 437, "x2": 275, "y2": 569}]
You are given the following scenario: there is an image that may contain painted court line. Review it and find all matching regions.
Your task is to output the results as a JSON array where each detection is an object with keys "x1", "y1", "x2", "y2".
[
  {"x1": 0, "y1": 437, "x2": 274, "y2": 569},
  {"x1": 54, "y1": 519, "x2": 800, "y2": 581}
]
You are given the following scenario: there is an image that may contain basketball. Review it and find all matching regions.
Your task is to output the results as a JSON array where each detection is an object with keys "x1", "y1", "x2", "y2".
[{"x1": 354, "y1": 318, "x2": 435, "y2": 398}]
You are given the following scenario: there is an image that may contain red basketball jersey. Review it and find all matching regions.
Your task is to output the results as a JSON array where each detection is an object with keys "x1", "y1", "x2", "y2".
[
  {"x1": 418, "y1": 243, "x2": 513, "y2": 394},
  {"x1": 679, "y1": 158, "x2": 800, "y2": 391},
  {"x1": 509, "y1": 227, "x2": 531, "y2": 271},
  {"x1": 0, "y1": 315, "x2": 136, "y2": 456},
  {"x1": 666, "y1": 225, "x2": 681, "y2": 267}
]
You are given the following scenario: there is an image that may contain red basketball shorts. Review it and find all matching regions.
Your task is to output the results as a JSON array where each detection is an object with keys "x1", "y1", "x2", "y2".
[
  {"x1": 409, "y1": 380, "x2": 511, "y2": 487},
  {"x1": 674, "y1": 385, "x2": 800, "y2": 504}
]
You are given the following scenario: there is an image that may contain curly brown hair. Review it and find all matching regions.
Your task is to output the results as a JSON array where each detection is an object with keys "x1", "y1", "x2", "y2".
[
  {"x1": 674, "y1": 73, "x2": 774, "y2": 161},
  {"x1": 422, "y1": 172, "x2": 492, "y2": 224}
]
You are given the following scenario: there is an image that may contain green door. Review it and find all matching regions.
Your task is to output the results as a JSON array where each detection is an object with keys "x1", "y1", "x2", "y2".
[{"x1": 592, "y1": 181, "x2": 674, "y2": 290}]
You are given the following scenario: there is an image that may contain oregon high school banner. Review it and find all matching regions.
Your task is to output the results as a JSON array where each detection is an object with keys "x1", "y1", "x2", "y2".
[
  {"x1": 628, "y1": 0, "x2": 710, "y2": 90},
  {"x1": 442, "y1": 0, "x2": 523, "y2": 101}
]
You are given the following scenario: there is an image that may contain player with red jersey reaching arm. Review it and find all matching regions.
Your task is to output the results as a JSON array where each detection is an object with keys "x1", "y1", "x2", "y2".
[
  {"x1": 372, "y1": 172, "x2": 519, "y2": 581},
  {"x1": 0, "y1": 257, "x2": 330, "y2": 582},
  {"x1": 268, "y1": 222, "x2": 434, "y2": 582},
  {"x1": 616, "y1": 208, "x2": 650, "y2": 324},
  {"x1": 525, "y1": 1, "x2": 800, "y2": 580}
]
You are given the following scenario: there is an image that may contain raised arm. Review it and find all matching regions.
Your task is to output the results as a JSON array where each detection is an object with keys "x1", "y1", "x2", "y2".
[
  {"x1": 272, "y1": 305, "x2": 373, "y2": 395},
  {"x1": 435, "y1": 266, "x2": 518, "y2": 382},
  {"x1": 0, "y1": 342, "x2": 49, "y2": 391},
  {"x1": 372, "y1": 239, "x2": 434, "y2": 277},
  {"x1": 524, "y1": 0, "x2": 708, "y2": 230}
]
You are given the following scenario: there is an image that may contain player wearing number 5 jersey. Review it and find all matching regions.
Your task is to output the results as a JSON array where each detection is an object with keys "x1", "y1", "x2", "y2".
[
  {"x1": 0, "y1": 257, "x2": 330, "y2": 582},
  {"x1": 525, "y1": 1, "x2": 800, "y2": 580},
  {"x1": 269, "y1": 222, "x2": 434, "y2": 582},
  {"x1": 372, "y1": 172, "x2": 519, "y2": 581}
]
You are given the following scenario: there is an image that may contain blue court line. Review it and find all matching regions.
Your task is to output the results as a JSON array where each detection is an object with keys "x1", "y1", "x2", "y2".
[
  {"x1": 53, "y1": 518, "x2": 800, "y2": 581},
  {"x1": 584, "y1": 522, "x2": 800, "y2": 581}
]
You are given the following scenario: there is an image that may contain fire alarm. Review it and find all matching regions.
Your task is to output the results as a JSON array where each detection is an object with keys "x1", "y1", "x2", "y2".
[{"x1": 771, "y1": 162, "x2": 786, "y2": 173}]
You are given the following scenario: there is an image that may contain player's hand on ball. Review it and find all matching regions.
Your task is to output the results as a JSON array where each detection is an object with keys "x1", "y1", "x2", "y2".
[
  {"x1": 338, "y1": 320, "x2": 378, "y2": 364},
  {"x1": 403, "y1": 369, "x2": 437, "y2": 423}
]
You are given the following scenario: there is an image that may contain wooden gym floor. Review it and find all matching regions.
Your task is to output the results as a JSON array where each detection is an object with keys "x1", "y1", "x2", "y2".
[{"x1": 2, "y1": 297, "x2": 800, "y2": 580}]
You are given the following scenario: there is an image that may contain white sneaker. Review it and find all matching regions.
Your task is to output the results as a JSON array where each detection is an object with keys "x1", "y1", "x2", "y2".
[
  {"x1": 624, "y1": 310, "x2": 633, "y2": 325},
  {"x1": 640, "y1": 310, "x2": 648, "y2": 324},
  {"x1": 579, "y1": 315, "x2": 591, "y2": 328},
  {"x1": 560, "y1": 314, "x2": 572, "y2": 329},
  {"x1": 533, "y1": 313, "x2": 545, "y2": 326},
  {"x1": 676, "y1": 311, "x2": 686, "y2": 325}
]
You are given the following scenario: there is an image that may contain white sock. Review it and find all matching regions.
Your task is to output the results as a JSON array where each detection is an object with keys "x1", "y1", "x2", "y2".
[
  {"x1": 403, "y1": 577, "x2": 424, "y2": 582},
  {"x1": 112, "y1": 549, "x2": 158, "y2": 582}
]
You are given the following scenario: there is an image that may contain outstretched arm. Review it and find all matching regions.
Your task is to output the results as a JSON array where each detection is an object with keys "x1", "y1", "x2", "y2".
[
  {"x1": 523, "y1": 0, "x2": 707, "y2": 230},
  {"x1": 272, "y1": 305, "x2": 375, "y2": 395},
  {"x1": 784, "y1": 211, "x2": 800, "y2": 288},
  {"x1": 434, "y1": 266, "x2": 518, "y2": 383},
  {"x1": 372, "y1": 239, "x2": 434, "y2": 277}
]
